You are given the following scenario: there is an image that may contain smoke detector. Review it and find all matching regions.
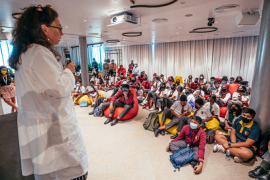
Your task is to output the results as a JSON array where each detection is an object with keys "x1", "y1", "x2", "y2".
[
  {"x1": 214, "y1": 4, "x2": 240, "y2": 13},
  {"x1": 152, "y1": 18, "x2": 168, "y2": 23}
]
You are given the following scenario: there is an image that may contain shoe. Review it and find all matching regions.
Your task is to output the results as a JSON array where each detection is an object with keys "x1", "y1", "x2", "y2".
[
  {"x1": 91, "y1": 104, "x2": 95, "y2": 107},
  {"x1": 156, "y1": 110, "x2": 163, "y2": 114},
  {"x1": 111, "y1": 118, "x2": 118, "y2": 126},
  {"x1": 140, "y1": 100, "x2": 148, "y2": 106},
  {"x1": 146, "y1": 107, "x2": 149, "y2": 110},
  {"x1": 213, "y1": 144, "x2": 225, "y2": 153},
  {"x1": 104, "y1": 117, "x2": 113, "y2": 124},
  {"x1": 140, "y1": 103, "x2": 146, "y2": 106},
  {"x1": 256, "y1": 172, "x2": 270, "y2": 180},
  {"x1": 160, "y1": 130, "x2": 165, "y2": 136},
  {"x1": 190, "y1": 160, "x2": 199, "y2": 168},
  {"x1": 234, "y1": 156, "x2": 249, "y2": 163},
  {"x1": 170, "y1": 134, "x2": 179, "y2": 139},
  {"x1": 99, "y1": 113, "x2": 104, "y2": 117},
  {"x1": 149, "y1": 106, "x2": 156, "y2": 111},
  {"x1": 88, "y1": 111, "x2": 94, "y2": 115},
  {"x1": 154, "y1": 128, "x2": 161, "y2": 137},
  {"x1": 249, "y1": 166, "x2": 268, "y2": 178}
]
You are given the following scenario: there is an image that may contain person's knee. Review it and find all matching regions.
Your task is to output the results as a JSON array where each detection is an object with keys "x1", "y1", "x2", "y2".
[
  {"x1": 239, "y1": 148, "x2": 254, "y2": 159},
  {"x1": 214, "y1": 134, "x2": 225, "y2": 141}
]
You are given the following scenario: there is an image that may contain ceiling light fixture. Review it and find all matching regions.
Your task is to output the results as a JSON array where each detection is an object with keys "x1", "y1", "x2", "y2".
[
  {"x1": 108, "y1": 10, "x2": 115, "y2": 13},
  {"x1": 65, "y1": 26, "x2": 68, "y2": 28},
  {"x1": 189, "y1": 27, "x2": 218, "y2": 33},
  {"x1": 255, "y1": 34, "x2": 259, "y2": 35},
  {"x1": 237, "y1": 25, "x2": 243, "y2": 27},
  {"x1": 213, "y1": 4, "x2": 240, "y2": 13},
  {"x1": 177, "y1": 26, "x2": 183, "y2": 29},
  {"x1": 167, "y1": 41, "x2": 170, "y2": 42},
  {"x1": 106, "y1": 39, "x2": 120, "y2": 43},
  {"x1": 152, "y1": 18, "x2": 168, "y2": 23},
  {"x1": 130, "y1": 0, "x2": 178, "y2": 9},
  {"x1": 175, "y1": 32, "x2": 179, "y2": 34},
  {"x1": 135, "y1": 38, "x2": 137, "y2": 39},
  {"x1": 215, "y1": 22, "x2": 219, "y2": 23},
  {"x1": 83, "y1": 19, "x2": 87, "y2": 22},
  {"x1": 227, "y1": 36, "x2": 230, "y2": 37},
  {"x1": 122, "y1": 32, "x2": 142, "y2": 37},
  {"x1": 151, "y1": 30, "x2": 155, "y2": 32},
  {"x1": 185, "y1": 14, "x2": 193, "y2": 17}
]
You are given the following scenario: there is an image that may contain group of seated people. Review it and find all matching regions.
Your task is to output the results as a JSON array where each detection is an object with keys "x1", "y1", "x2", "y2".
[{"x1": 71, "y1": 61, "x2": 268, "y2": 179}]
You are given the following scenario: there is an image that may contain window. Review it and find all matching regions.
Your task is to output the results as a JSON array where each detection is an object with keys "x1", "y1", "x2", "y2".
[{"x1": 0, "y1": 41, "x2": 13, "y2": 68}]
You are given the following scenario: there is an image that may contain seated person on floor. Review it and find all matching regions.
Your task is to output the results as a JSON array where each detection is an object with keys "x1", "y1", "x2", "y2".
[
  {"x1": 249, "y1": 134, "x2": 270, "y2": 179},
  {"x1": 193, "y1": 86, "x2": 205, "y2": 100},
  {"x1": 185, "y1": 87, "x2": 195, "y2": 106},
  {"x1": 72, "y1": 81, "x2": 86, "y2": 103},
  {"x1": 138, "y1": 71, "x2": 147, "y2": 83},
  {"x1": 155, "y1": 95, "x2": 192, "y2": 136},
  {"x1": 166, "y1": 76, "x2": 175, "y2": 88},
  {"x1": 229, "y1": 77, "x2": 235, "y2": 84},
  {"x1": 148, "y1": 82, "x2": 168, "y2": 112},
  {"x1": 186, "y1": 75, "x2": 193, "y2": 85},
  {"x1": 199, "y1": 74, "x2": 207, "y2": 86},
  {"x1": 142, "y1": 71, "x2": 147, "y2": 77},
  {"x1": 162, "y1": 83, "x2": 179, "y2": 109},
  {"x1": 117, "y1": 65, "x2": 126, "y2": 77},
  {"x1": 111, "y1": 76, "x2": 123, "y2": 97},
  {"x1": 190, "y1": 78, "x2": 201, "y2": 91},
  {"x1": 96, "y1": 75, "x2": 104, "y2": 90},
  {"x1": 86, "y1": 81, "x2": 99, "y2": 107},
  {"x1": 140, "y1": 76, "x2": 161, "y2": 106},
  {"x1": 129, "y1": 77, "x2": 138, "y2": 89},
  {"x1": 203, "y1": 94, "x2": 220, "y2": 119},
  {"x1": 181, "y1": 83, "x2": 190, "y2": 95},
  {"x1": 241, "y1": 81, "x2": 251, "y2": 95},
  {"x1": 210, "y1": 80, "x2": 221, "y2": 96},
  {"x1": 219, "y1": 103, "x2": 242, "y2": 131},
  {"x1": 127, "y1": 72, "x2": 131, "y2": 79},
  {"x1": 141, "y1": 76, "x2": 151, "y2": 94},
  {"x1": 135, "y1": 82, "x2": 144, "y2": 103},
  {"x1": 120, "y1": 72, "x2": 126, "y2": 80},
  {"x1": 166, "y1": 116, "x2": 206, "y2": 174},
  {"x1": 235, "y1": 76, "x2": 243, "y2": 84},
  {"x1": 176, "y1": 79, "x2": 184, "y2": 93},
  {"x1": 227, "y1": 85, "x2": 249, "y2": 109},
  {"x1": 103, "y1": 84, "x2": 135, "y2": 126},
  {"x1": 216, "y1": 84, "x2": 231, "y2": 107},
  {"x1": 214, "y1": 108, "x2": 262, "y2": 163},
  {"x1": 90, "y1": 75, "x2": 96, "y2": 84},
  {"x1": 110, "y1": 72, "x2": 117, "y2": 86},
  {"x1": 103, "y1": 75, "x2": 112, "y2": 92},
  {"x1": 160, "y1": 74, "x2": 167, "y2": 83},
  {"x1": 126, "y1": 76, "x2": 132, "y2": 84},
  {"x1": 221, "y1": 76, "x2": 228, "y2": 85}
]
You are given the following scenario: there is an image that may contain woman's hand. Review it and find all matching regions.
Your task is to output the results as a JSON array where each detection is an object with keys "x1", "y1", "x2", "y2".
[
  {"x1": 65, "y1": 62, "x2": 75, "y2": 73},
  {"x1": 166, "y1": 143, "x2": 170, "y2": 152},
  {"x1": 194, "y1": 163, "x2": 203, "y2": 174}
]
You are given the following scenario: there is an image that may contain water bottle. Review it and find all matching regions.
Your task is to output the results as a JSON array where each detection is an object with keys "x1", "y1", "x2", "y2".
[
  {"x1": 225, "y1": 150, "x2": 230, "y2": 161},
  {"x1": 184, "y1": 80, "x2": 186, "y2": 84},
  {"x1": 259, "y1": 142, "x2": 263, "y2": 155},
  {"x1": 228, "y1": 129, "x2": 231, "y2": 136}
]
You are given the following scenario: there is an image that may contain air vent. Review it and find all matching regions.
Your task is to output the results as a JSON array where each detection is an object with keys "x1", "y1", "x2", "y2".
[
  {"x1": 185, "y1": 14, "x2": 193, "y2": 17},
  {"x1": 152, "y1": 18, "x2": 168, "y2": 23},
  {"x1": 214, "y1": 4, "x2": 240, "y2": 13}
]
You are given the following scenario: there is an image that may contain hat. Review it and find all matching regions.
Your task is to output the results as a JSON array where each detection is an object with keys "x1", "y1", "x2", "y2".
[
  {"x1": 121, "y1": 84, "x2": 130, "y2": 89},
  {"x1": 192, "y1": 116, "x2": 202, "y2": 124}
]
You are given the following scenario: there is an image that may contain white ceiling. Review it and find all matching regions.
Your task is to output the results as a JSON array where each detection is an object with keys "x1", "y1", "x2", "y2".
[{"x1": 0, "y1": 0, "x2": 264, "y2": 47}]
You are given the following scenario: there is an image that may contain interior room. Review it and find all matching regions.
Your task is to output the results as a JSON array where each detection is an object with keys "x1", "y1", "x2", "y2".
[{"x1": 1, "y1": 0, "x2": 270, "y2": 180}]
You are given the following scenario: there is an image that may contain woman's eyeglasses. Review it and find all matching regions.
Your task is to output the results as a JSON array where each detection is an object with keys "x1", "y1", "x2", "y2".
[{"x1": 46, "y1": 25, "x2": 63, "y2": 33}]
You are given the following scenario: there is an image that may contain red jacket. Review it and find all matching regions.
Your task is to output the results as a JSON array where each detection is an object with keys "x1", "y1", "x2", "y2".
[
  {"x1": 141, "y1": 81, "x2": 151, "y2": 90},
  {"x1": 171, "y1": 125, "x2": 206, "y2": 162},
  {"x1": 190, "y1": 82, "x2": 201, "y2": 90},
  {"x1": 112, "y1": 89, "x2": 134, "y2": 105},
  {"x1": 117, "y1": 67, "x2": 126, "y2": 76},
  {"x1": 138, "y1": 74, "x2": 147, "y2": 83},
  {"x1": 115, "y1": 80, "x2": 123, "y2": 88}
]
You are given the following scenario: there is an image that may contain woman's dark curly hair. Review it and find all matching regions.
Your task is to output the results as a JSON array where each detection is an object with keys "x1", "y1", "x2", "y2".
[{"x1": 9, "y1": 5, "x2": 59, "y2": 70}]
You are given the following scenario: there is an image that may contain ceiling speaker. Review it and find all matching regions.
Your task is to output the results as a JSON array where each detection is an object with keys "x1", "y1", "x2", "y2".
[{"x1": 235, "y1": 10, "x2": 260, "y2": 25}]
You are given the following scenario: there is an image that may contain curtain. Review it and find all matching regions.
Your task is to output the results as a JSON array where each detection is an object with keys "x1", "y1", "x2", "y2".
[
  {"x1": 71, "y1": 47, "x2": 81, "y2": 66},
  {"x1": 154, "y1": 36, "x2": 258, "y2": 86},
  {"x1": 54, "y1": 46, "x2": 66, "y2": 65},
  {"x1": 0, "y1": 41, "x2": 13, "y2": 67}
]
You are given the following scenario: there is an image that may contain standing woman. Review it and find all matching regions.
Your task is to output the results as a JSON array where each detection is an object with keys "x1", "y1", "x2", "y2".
[
  {"x1": 8, "y1": 5, "x2": 88, "y2": 180},
  {"x1": 128, "y1": 60, "x2": 134, "y2": 74},
  {"x1": 0, "y1": 66, "x2": 18, "y2": 112}
]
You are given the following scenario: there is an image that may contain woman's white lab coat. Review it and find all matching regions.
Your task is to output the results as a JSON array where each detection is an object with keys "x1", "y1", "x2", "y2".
[{"x1": 15, "y1": 44, "x2": 89, "y2": 180}]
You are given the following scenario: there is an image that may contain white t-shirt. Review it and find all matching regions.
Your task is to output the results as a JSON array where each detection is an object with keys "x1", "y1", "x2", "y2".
[
  {"x1": 104, "y1": 79, "x2": 111, "y2": 86},
  {"x1": 192, "y1": 106, "x2": 212, "y2": 120},
  {"x1": 151, "y1": 81, "x2": 161, "y2": 91},
  {"x1": 155, "y1": 89, "x2": 167, "y2": 97},
  {"x1": 110, "y1": 76, "x2": 117, "y2": 84},
  {"x1": 203, "y1": 102, "x2": 220, "y2": 116},
  {"x1": 199, "y1": 79, "x2": 206, "y2": 84},
  {"x1": 75, "y1": 86, "x2": 86, "y2": 93},
  {"x1": 170, "y1": 101, "x2": 193, "y2": 115},
  {"x1": 187, "y1": 94, "x2": 195, "y2": 103},
  {"x1": 166, "y1": 89, "x2": 179, "y2": 101},
  {"x1": 193, "y1": 90, "x2": 205, "y2": 96},
  {"x1": 90, "y1": 77, "x2": 96, "y2": 83},
  {"x1": 220, "y1": 93, "x2": 232, "y2": 103},
  {"x1": 161, "y1": 77, "x2": 167, "y2": 83},
  {"x1": 211, "y1": 86, "x2": 221, "y2": 95},
  {"x1": 136, "y1": 89, "x2": 144, "y2": 98},
  {"x1": 232, "y1": 92, "x2": 250, "y2": 101},
  {"x1": 85, "y1": 85, "x2": 98, "y2": 92}
]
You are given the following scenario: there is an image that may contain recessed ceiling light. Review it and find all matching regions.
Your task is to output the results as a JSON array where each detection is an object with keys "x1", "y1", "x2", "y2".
[
  {"x1": 227, "y1": 36, "x2": 230, "y2": 37},
  {"x1": 175, "y1": 32, "x2": 179, "y2": 34},
  {"x1": 185, "y1": 14, "x2": 193, "y2": 17},
  {"x1": 255, "y1": 34, "x2": 259, "y2": 35},
  {"x1": 215, "y1": 22, "x2": 218, "y2": 23},
  {"x1": 167, "y1": 41, "x2": 170, "y2": 42},
  {"x1": 123, "y1": 39, "x2": 125, "y2": 40},
  {"x1": 260, "y1": 16, "x2": 262, "y2": 18},
  {"x1": 237, "y1": 25, "x2": 243, "y2": 27},
  {"x1": 183, "y1": 40, "x2": 186, "y2": 41},
  {"x1": 140, "y1": 43, "x2": 142, "y2": 44},
  {"x1": 203, "y1": 38, "x2": 207, "y2": 39},
  {"x1": 65, "y1": 26, "x2": 68, "y2": 28},
  {"x1": 64, "y1": 45, "x2": 66, "y2": 46},
  {"x1": 108, "y1": 10, "x2": 115, "y2": 13},
  {"x1": 135, "y1": 38, "x2": 137, "y2": 39},
  {"x1": 177, "y1": 26, "x2": 183, "y2": 29},
  {"x1": 151, "y1": 30, "x2": 155, "y2": 32}
]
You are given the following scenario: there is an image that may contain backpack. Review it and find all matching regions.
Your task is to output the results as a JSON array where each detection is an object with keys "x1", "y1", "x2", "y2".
[
  {"x1": 79, "y1": 101, "x2": 88, "y2": 107},
  {"x1": 93, "y1": 106, "x2": 103, "y2": 117},
  {"x1": 205, "y1": 129, "x2": 216, "y2": 144},
  {"x1": 258, "y1": 131, "x2": 270, "y2": 157},
  {"x1": 170, "y1": 147, "x2": 194, "y2": 171},
  {"x1": 143, "y1": 112, "x2": 159, "y2": 132}
]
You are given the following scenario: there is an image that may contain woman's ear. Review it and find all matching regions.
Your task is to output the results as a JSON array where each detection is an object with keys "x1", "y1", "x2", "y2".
[{"x1": 41, "y1": 24, "x2": 48, "y2": 36}]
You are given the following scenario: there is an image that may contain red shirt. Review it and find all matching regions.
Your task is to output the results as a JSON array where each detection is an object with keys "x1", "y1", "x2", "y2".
[
  {"x1": 171, "y1": 125, "x2": 206, "y2": 162},
  {"x1": 141, "y1": 81, "x2": 151, "y2": 90},
  {"x1": 190, "y1": 82, "x2": 201, "y2": 90},
  {"x1": 115, "y1": 80, "x2": 123, "y2": 88},
  {"x1": 138, "y1": 75, "x2": 147, "y2": 83},
  {"x1": 112, "y1": 89, "x2": 134, "y2": 105}
]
